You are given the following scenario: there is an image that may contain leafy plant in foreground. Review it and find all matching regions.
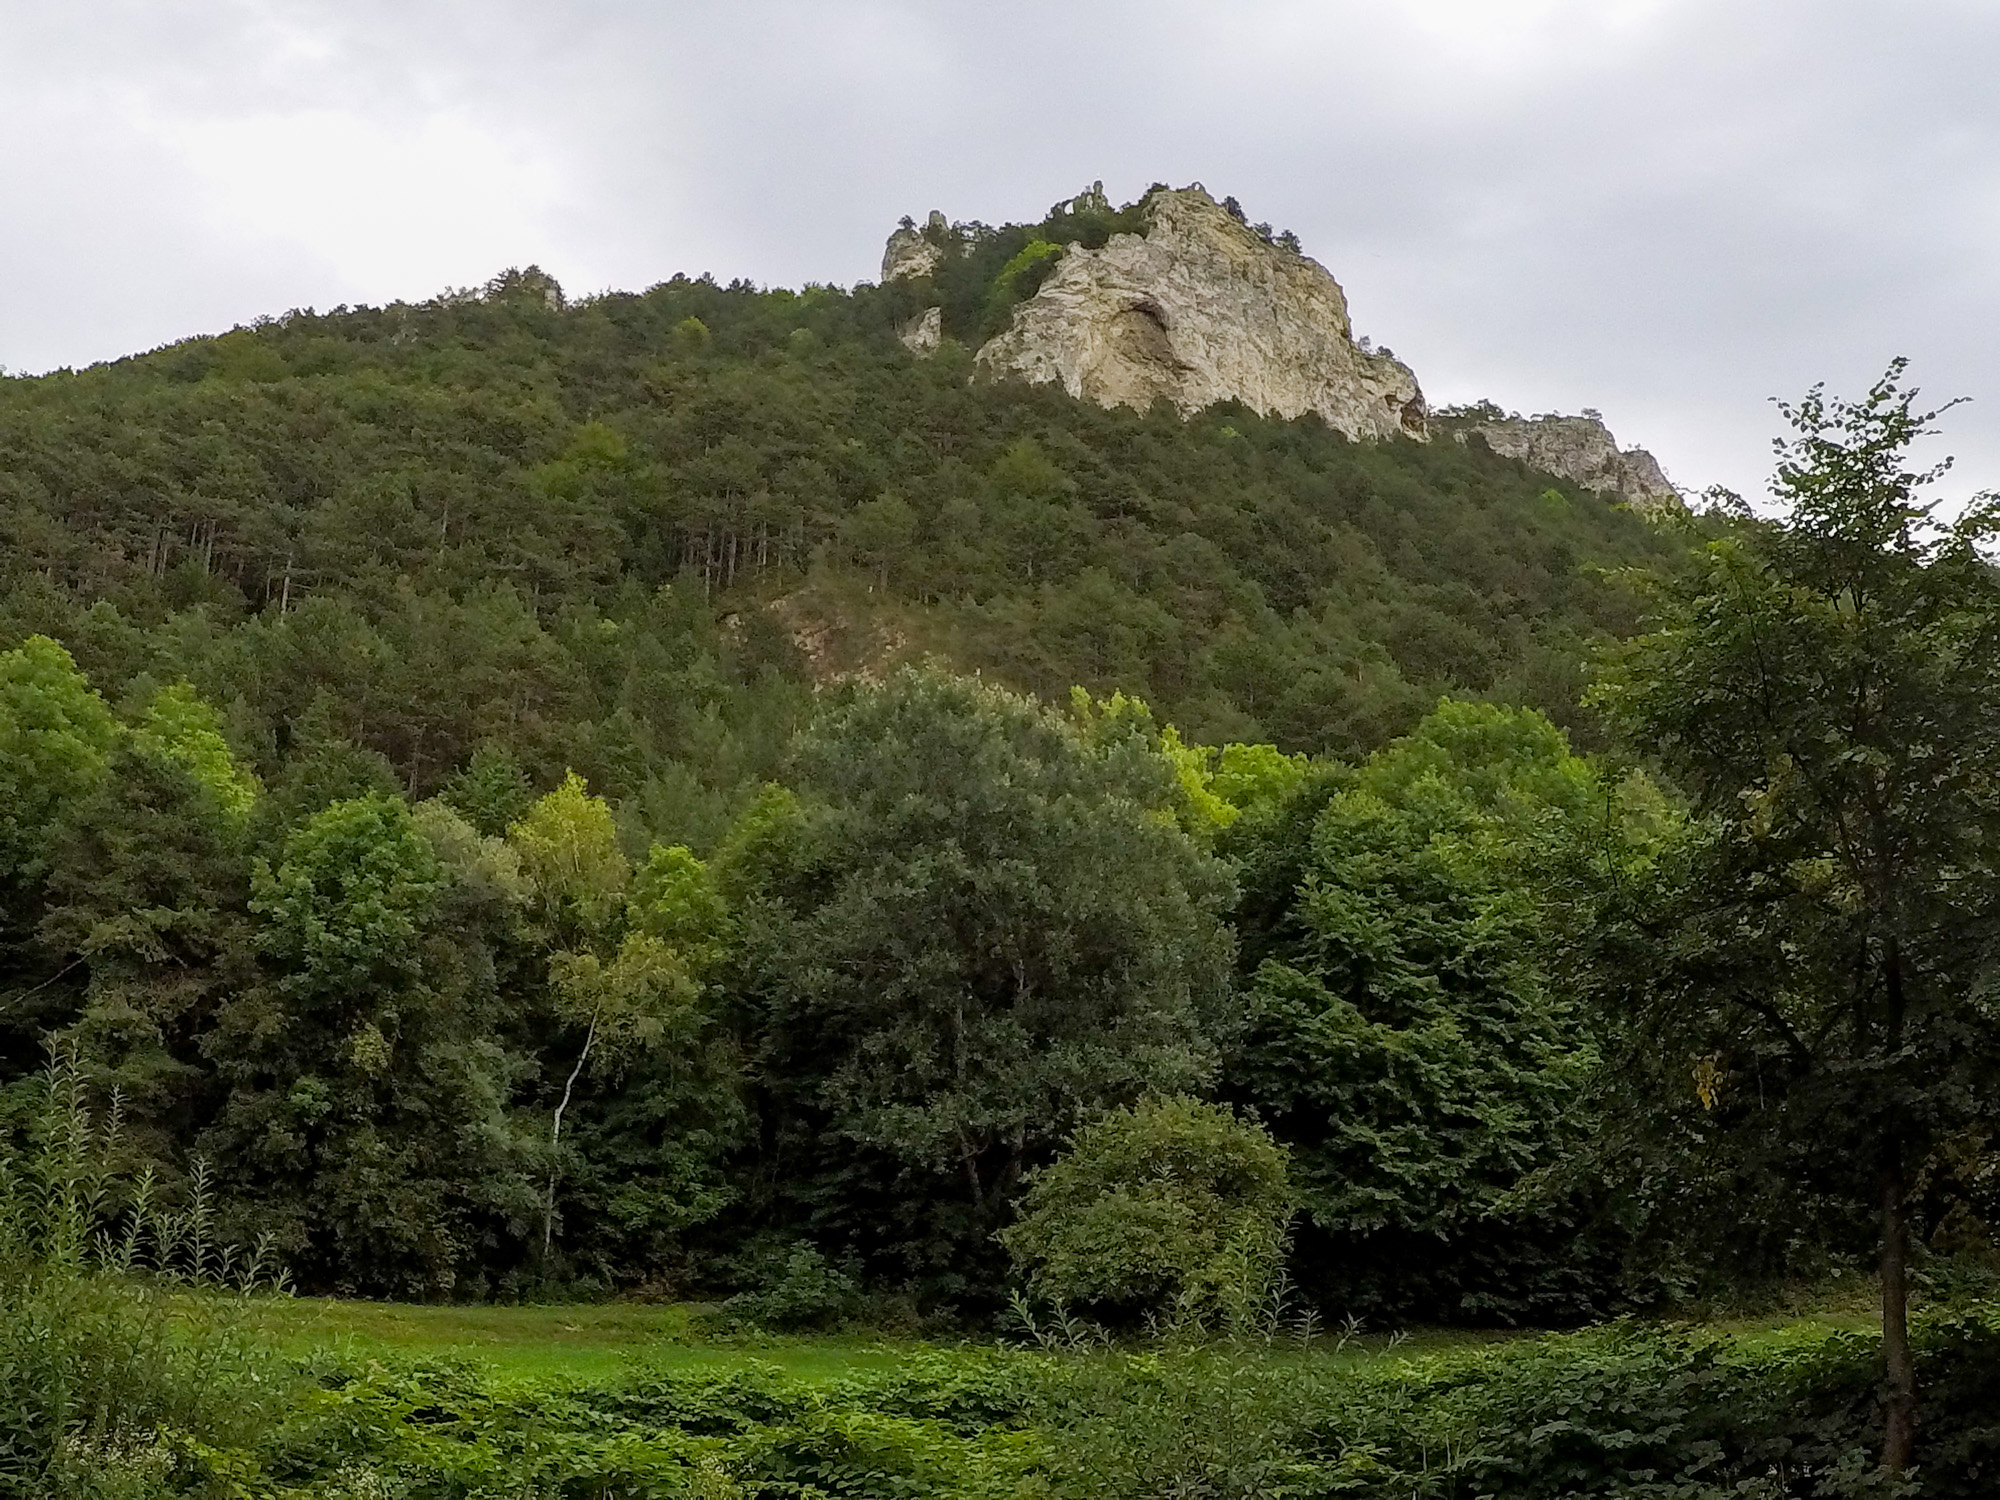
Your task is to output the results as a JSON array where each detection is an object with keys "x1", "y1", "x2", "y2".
[{"x1": 0, "y1": 1051, "x2": 289, "y2": 1499}]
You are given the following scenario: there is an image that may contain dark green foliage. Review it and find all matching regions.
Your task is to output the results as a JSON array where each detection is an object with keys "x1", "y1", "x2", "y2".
[
  {"x1": 440, "y1": 742, "x2": 535, "y2": 837},
  {"x1": 205, "y1": 794, "x2": 536, "y2": 1296},
  {"x1": 721, "y1": 1243, "x2": 864, "y2": 1331},
  {"x1": 1002, "y1": 1096, "x2": 1292, "y2": 1327},
  {"x1": 35, "y1": 744, "x2": 256, "y2": 1160},
  {"x1": 1226, "y1": 700, "x2": 1672, "y2": 1323},
  {"x1": 1584, "y1": 365, "x2": 2000, "y2": 1270},
  {"x1": 726, "y1": 669, "x2": 1235, "y2": 1293},
  {"x1": 1582, "y1": 362, "x2": 2000, "y2": 1467}
]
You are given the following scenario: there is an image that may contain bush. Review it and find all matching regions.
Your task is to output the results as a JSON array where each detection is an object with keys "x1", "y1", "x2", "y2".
[
  {"x1": 0, "y1": 1054, "x2": 289, "y2": 1499},
  {"x1": 721, "y1": 1243, "x2": 863, "y2": 1332},
  {"x1": 0, "y1": 1274, "x2": 278, "y2": 1499},
  {"x1": 1001, "y1": 1096, "x2": 1292, "y2": 1330}
]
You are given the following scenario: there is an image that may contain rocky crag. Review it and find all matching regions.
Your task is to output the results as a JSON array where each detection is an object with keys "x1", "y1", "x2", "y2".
[
  {"x1": 881, "y1": 210, "x2": 952, "y2": 284},
  {"x1": 886, "y1": 185, "x2": 1425, "y2": 443},
  {"x1": 880, "y1": 183, "x2": 1680, "y2": 509},
  {"x1": 1434, "y1": 407, "x2": 1679, "y2": 514}
]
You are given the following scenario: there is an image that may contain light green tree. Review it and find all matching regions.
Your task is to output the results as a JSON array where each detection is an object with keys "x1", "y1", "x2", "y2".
[
  {"x1": 629, "y1": 842, "x2": 731, "y2": 974},
  {"x1": 0, "y1": 637, "x2": 117, "y2": 885},
  {"x1": 130, "y1": 682, "x2": 261, "y2": 820},
  {"x1": 509, "y1": 769, "x2": 629, "y2": 947},
  {"x1": 1002, "y1": 1096, "x2": 1292, "y2": 1329}
]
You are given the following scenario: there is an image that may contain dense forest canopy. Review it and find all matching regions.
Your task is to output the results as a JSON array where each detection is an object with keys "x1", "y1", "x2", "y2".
[
  {"x1": 0, "y1": 219, "x2": 1703, "y2": 1309},
  {"x1": 14, "y1": 198, "x2": 1996, "y2": 1455},
  {"x1": 0, "y1": 247, "x2": 1677, "y2": 822}
]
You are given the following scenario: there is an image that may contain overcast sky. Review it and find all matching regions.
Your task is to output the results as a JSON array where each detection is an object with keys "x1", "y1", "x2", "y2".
[{"x1": 5, "y1": 0, "x2": 1998, "y2": 501}]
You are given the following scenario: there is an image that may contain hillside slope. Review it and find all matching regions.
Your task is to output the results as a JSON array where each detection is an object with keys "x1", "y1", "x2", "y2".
[{"x1": 0, "y1": 230, "x2": 1681, "y2": 842}]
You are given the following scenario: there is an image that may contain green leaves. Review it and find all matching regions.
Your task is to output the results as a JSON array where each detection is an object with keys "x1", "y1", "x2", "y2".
[
  {"x1": 507, "y1": 769, "x2": 629, "y2": 946},
  {"x1": 630, "y1": 842, "x2": 731, "y2": 975},
  {"x1": 252, "y1": 794, "x2": 446, "y2": 1000},
  {"x1": 1002, "y1": 1097, "x2": 1292, "y2": 1327},
  {"x1": 731, "y1": 668, "x2": 1235, "y2": 1275},
  {"x1": 549, "y1": 932, "x2": 701, "y2": 1061},
  {"x1": 129, "y1": 682, "x2": 261, "y2": 821},
  {"x1": 1584, "y1": 363, "x2": 2000, "y2": 1217},
  {"x1": 0, "y1": 637, "x2": 115, "y2": 886},
  {"x1": 1582, "y1": 364, "x2": 2000, "y2": 1466},
  {"x1": 1228, "y1": 700, "x2": 1646, "y2": 1318}
]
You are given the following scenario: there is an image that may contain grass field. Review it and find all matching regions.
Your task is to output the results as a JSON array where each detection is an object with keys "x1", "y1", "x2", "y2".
[
  {"x1": 241, "y1": 1297, "x2": 925, "y2": 1383},
  {"x1": 233, "y1": 1287, "x2": 1885, "y2": 1386}
]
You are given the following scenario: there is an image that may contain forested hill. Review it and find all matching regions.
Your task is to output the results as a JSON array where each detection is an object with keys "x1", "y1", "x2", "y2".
[{"x1": 0, "y1": 259, "x2": 1677, "y2": 842}]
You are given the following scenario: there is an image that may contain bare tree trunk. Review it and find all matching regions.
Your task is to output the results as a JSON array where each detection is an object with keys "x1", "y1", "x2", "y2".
[
  {"x1": 1878, "y1": 936, "x2": 1916, "y2": 1473},
  {"x1": 542, "y1": 1009, "x2": 600, "y2": 1258},
  {"x1": 1880, "y1": 1137, "x2": 1916, "y2": 1473}
]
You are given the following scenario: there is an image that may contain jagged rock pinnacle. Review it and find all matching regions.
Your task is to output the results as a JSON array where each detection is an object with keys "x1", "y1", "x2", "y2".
[
  {"x1": 972, "y1": 186, "x2": 1427, "y2": 443},
  {"x1": 1436, "y1": 409, "x2": 1681, "y2": 513}
]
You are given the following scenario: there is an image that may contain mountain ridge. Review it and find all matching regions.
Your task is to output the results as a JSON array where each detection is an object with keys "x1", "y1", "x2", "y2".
[
  {"x1": 881, "y1": 181, "x2": 1679, "y2": 511},
  {"x1": 0, "y1": 204, "x2": 1685, "y2": 848}
]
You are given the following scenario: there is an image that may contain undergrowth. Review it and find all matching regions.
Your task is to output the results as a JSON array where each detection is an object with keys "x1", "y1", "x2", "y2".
[
  {"x1": 0, "y1": 1051, "x2": 291, "y2": 1499},
  {"x1": 5, "y1": 1051, "x2": 1997, "y2": 1496},
  {"x1": 149, "y1": 1309, "x2": 2000, "y2": 1498}
]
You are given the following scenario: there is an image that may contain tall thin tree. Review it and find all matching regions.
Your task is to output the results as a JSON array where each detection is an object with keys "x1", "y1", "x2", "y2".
[{"x1": 1587, "y1": 361, "x2": 2000, "y2": 1473}]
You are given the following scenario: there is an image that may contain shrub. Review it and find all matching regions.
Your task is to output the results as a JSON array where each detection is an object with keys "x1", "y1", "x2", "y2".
[
  {"x1": 0, "y1": 1053, "x2": 289, "y2": 1499},
  {"x1": 722, "y1": 1243, "x2": 863, "y2": 1332},
  {"x1": 1001, "y1": 1096, "x2": 1292, "y2": 1329}
]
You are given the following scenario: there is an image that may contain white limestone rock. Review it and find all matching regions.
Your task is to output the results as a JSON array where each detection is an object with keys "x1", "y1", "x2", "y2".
[
  {"x1": 1442, "y1": 411, "x2": 1681, "y2": 513},
  {"x1": 898, "y1": 305, "x2": 942, "y2": 354},
  {"x1": 881, "y1": 210, "x2": 950, "y2": 283},
  {"x1": 972, "y1": 187, "x2": 1427, "y2": 442}
]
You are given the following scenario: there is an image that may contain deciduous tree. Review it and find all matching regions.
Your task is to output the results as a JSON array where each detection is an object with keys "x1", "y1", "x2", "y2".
[{"x1": 1586, "y1": 361, "x2": 2000, "y2": 1472}]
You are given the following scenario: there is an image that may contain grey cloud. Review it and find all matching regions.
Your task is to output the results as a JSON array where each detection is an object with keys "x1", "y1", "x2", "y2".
[{"x1": 4, "y1": 0, "x2": 1998, "y2": 501}]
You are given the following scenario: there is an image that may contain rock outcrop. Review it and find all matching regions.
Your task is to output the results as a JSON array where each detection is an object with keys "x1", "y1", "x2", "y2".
[
  {"x1": 881, "y1": 210, "x2": 950, "y2": 283},
  {"x1": 1439, "y1": 411, "x2": 1680, "y2": 513},
  {"x1": 897, "y1": 305, "x2": 942, "y2": 354},
  {"x1": 970, "y1": 187, "x2": 1426, "y2": 442},
  {"x1": 873, "y1": 184, "x2": 1683, "y2": 503}
]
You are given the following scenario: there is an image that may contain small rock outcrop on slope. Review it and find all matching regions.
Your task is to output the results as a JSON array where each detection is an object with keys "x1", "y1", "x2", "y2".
[
  {"x1": 1436, "y1": 408, "x2": 1680, "y2": 513},
  {"x1": 897, "y1": 305, "x2": 942, "y2": 354},
  {"x1": 882, "y1": 211, "x2": 950, "y2": 283},
  {"x1": 968, "y1": 187, "x2": 1426, "y2": 442}
]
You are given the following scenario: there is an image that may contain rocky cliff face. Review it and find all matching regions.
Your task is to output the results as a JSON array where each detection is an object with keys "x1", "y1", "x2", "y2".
[
  {"x1": 959, "y1": 188, "x2": 1426, "y2": 442},
  {"x1": 877, "y1": 184, "x2": 1681, "y2": 502},
  {"x1": 1437, "y1": 411, "x2": 1679, "y2": 513},
  {"x1": 881, "y1": 210, "x2": 950, "y2": 283}
]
